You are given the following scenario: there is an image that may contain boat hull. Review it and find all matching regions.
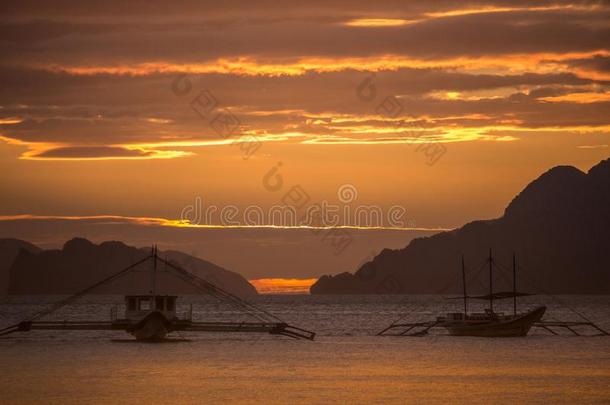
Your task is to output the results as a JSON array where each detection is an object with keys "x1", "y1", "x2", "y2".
[
  {"x1": 442, "y1": 306, "x2": 546, "y2": 337},
  {"x1": 127, "y1": 311, "x2": 171, "y2": 341}
]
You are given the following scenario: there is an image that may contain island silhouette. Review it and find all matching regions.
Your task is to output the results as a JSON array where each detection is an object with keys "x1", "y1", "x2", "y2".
[
  {"x1": 1, "y1": 238, "x2": 256, "y2": 297},
  {"x1": 311, "y1": 158, "x2": 610, "y2": 294}
]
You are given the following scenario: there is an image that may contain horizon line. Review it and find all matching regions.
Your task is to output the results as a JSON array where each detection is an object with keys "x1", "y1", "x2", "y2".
[{"x1": 0, "y1": 214, "x2": 453, "y2": 232}]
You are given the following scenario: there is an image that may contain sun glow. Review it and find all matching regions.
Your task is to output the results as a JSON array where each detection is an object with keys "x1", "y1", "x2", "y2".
[
  {"x1": 249, "y1": 278, "x2": 318, "y2": 294},
  {"x1": 0, "y1": 117, "x2": 23, "y2": 124}
]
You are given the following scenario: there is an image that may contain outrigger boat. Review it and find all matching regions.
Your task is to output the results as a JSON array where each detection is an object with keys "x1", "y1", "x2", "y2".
[
  {"x1": 378, "y1": 250, "x2": 608, "y2": 337},
  {"x1": 436, "y1": 251, "x2": 546, "y2": 337},
  {"x1": 0, "y1": 246, "x2": 315, "y2": 341}
]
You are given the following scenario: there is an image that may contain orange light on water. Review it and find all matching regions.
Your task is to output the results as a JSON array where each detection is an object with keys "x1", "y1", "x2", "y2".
[{"x1": 249, "y1": 278, "x2": 318, "y2": 294}]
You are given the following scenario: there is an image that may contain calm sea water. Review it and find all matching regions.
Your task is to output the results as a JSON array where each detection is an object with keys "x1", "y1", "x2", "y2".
[{"x1": 1, "y1": 295, "x2": 609, "y2": 404}]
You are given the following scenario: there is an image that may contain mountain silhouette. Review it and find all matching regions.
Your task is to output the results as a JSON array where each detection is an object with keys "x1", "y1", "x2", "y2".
[
  {"x1": 311, "y1": 158, "x2": 610, "y2": 294},
  {"x1": 0, "y1": 238, "x2": 41, "y2": 294},
  {"x1": 6, "y1": 238, "x2": 257, "y2": 297}
]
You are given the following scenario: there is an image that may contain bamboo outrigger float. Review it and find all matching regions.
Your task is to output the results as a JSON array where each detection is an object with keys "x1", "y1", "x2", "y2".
[
  {"x1": 0, "y1": 246, "x2": 315, "y2": 341},
  {"x1": 378, "y1": 250, "x2": 609, "y2": 338}
]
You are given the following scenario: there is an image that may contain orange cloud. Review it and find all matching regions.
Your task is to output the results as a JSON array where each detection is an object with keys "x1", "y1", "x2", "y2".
[
  {"x1": 538, "y1": 92, "x2": 610, "y2": 104},
  {"x1": 0, "y1": 135, "x2": 191, "y2": 161},
  {"x1": 344, "y1": 4, "x2": 604, "y2": 28},
  {"x1": 425, "y1": 4, "x2": 602, "y2": 19},
  {"x1": 577, "y1": 144, "x2": 608, "y2": 149},
  {"x1": 34, "y1": 51, "x2": 610, "y2": 79},
  {"x1": 344, "y1": 18, "x2": 414, "y2": 27},
  {"x1": 5, "y1": 116, "x2": 610, "y2": 161}
]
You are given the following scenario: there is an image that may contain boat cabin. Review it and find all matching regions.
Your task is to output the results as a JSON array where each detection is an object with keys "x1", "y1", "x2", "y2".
[
  {"x1": 124, "y1": 295, "x2": 177, "y2": 320},
  {"x1": 442, "y1": 312, "x2": 465, "y2": 321},
  {"x1": 439, "y1": 309, "x2": 511, "y2": 323}
]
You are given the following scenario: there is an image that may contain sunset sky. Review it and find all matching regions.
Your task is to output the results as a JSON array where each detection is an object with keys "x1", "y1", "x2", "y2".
[{"x1": 1, "y1": 1, "x2": 609, "y2": 290}]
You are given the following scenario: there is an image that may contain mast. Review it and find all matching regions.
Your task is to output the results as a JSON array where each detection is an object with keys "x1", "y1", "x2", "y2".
[
  {"x1": 513, "y1": 252, "x2": 517, "y2": 316},
  {"x1": 461, "y1": 255, "x2": 467, "y2": 316},
  {"x1": 488, "y1": 248, "x2": 493, "y2": 313},
  {"x1": 151, "y1": 245, "x2": 157, "y2": 300}
]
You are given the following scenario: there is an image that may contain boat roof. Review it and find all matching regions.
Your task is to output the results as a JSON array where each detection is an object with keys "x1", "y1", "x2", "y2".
[{"x1": 447, "y1": 291, "x2": 533, "y2": 300}]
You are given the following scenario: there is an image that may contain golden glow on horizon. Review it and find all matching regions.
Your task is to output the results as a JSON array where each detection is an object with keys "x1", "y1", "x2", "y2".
[
  {"x1": 0, "y1": 117, "x2": 23, "y2": 124},
  {"x1": 0, "y1": 214, "x2": 452, "y2": 232},
  {"x1": 249, "y1": 278, "x2": 318, "y2": 294},
  {"x1": 144, "y1": 117, "x2": 174, "y2": 124}
]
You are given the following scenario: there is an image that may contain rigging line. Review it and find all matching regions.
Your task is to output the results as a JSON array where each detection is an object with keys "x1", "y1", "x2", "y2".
[
  {"x1": 493, "y1": 260, "x2": 517, "y2": 292},
  {"x1": 390, "y1": 256, "x2": 490, "y2": 325},
  {"x1": 454, "y1": 257, "x2": 490, "y2": 297},
  {"x1": 467, "y1": 257, "x2": 491, "y2": 292},
  {"x1": 23, "y1": 254, "x2": 153, "y2": 323},
  {"x1": 165, "y1": 266, "x2": 269, "y2": 322},
  {"x1": 158, "y1": 257, "x2": 284, "y2": 323},
  {"x1": 164, "y1": 265, "x2": 273, "y2": 322},
  {"x1": 390, "y1": 289, "x2": 450, "y2": 326},
  {"x1": 179, "y1": 276, "x2": 259, "y2": 321},
  {"x1": 435, "y1": 256, "x2": 488, "y2": 296},
  {"x1": 29, "y1": 254, "x2": 153, "y2": 322},
  {"x1": 153, "y1": 258, "x2": 255, "y2": 318},
  {"x1": 176, "y1": 274, "x2": 274, "y2": 323},
  {"x1": 515, "y1": 262, "x2": 601, "y2": 326}
]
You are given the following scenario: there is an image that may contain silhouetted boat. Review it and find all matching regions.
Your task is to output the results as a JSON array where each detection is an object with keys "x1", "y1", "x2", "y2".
[
  {"x1": 437, "y1": 306, "x2": 546, "y2": 337},
  {"x1": 436, "y1": 251, "x2": 545, "y2": 337},
  {"x1": 0, "y1": 246, "x2": 315, "y2": 341},
  {"x1": 376, "y1": 250, "x2": 608, "y2": 337}
]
